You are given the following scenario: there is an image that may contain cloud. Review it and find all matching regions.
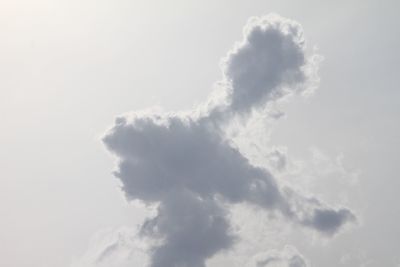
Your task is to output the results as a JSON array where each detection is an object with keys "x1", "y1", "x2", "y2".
[
  {"x1": 102, "y1": 14, "x2": 355, "y2": 267},
  {"x1": 141, "y1": 190, "x2": 233, "y2": 267},
  {"x1": 70, "y1": 227, "x2": 149, "y2": 267},
  {"x1": 222, "y1": 15, "x2": 307, "y2": 115},
  {"x1": 247, "y1": 246, "x2": 308, "y2": 267}
]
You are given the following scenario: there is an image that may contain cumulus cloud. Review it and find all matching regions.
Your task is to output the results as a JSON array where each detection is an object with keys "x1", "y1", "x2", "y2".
[
  {"x1": 102, "y1": 14, "x2": 355, "y2": 267},
  {"x1": 223, "y1": 16, "x2": 307, "y2": 115}
]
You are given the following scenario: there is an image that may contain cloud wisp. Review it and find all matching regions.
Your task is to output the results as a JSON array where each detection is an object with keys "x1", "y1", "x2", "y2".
[
  {"x1": 247, "y1": 246, "x2": 308, "y2": 267},
  {"x1": 102, "y1": 14, "x2": 355, "y2": 267}
]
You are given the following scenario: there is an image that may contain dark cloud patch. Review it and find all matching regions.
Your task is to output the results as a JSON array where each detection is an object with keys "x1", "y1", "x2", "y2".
[
  {"x1": 102, "y1": 14, "x2": 355, "y2": 267},
  {"x1": 141, "y1": 190, "x2": 233, "y2": 267},
  {"x1": 304, "y1": 208, "x2": 356, "y2": 235},
  {"x1": 222, "y1": 16, "x2": 307, "y2": 116}
]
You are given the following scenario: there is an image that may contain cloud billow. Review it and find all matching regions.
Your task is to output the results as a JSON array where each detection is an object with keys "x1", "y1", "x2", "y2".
[
  {"x1": 103, "y1": 14, "x2": 355, "y2": 267},
  {"x1": 223, "y1": 16, "x2": 307, "y2": 115}
]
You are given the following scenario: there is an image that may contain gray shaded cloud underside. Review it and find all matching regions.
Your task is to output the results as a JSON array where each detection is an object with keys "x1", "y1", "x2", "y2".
[{"x1": 103, "y1": 14, "x2": 355, "y2": 267}]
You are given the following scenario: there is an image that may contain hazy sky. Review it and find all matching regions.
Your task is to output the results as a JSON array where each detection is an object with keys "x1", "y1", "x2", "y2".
[{"x1": 1, "y1": 1, "x2": 399, "y2": 267}]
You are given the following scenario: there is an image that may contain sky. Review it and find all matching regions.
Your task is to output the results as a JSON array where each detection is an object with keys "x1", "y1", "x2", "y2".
[{"x1": 0, "y1": 0, "x2": 399, "y2": 267}]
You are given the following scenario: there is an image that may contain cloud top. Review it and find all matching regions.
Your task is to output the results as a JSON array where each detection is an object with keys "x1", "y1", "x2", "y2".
[{"x1": 223, "y1": 15, "x2": 307, "y2": 115}]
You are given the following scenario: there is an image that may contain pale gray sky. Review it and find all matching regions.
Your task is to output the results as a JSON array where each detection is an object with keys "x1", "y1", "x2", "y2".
[{"x1": 1, "y1": 1, "x2": 399, "y2": 267}]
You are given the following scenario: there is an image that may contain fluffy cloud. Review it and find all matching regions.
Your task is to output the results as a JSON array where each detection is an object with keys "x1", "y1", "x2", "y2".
[
  {"x1": 222, "y1": 15, "x2": 308, "y2": 115},
  {"x1": 102, "y1": 14, "x2": 355, "y2": 267}
]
